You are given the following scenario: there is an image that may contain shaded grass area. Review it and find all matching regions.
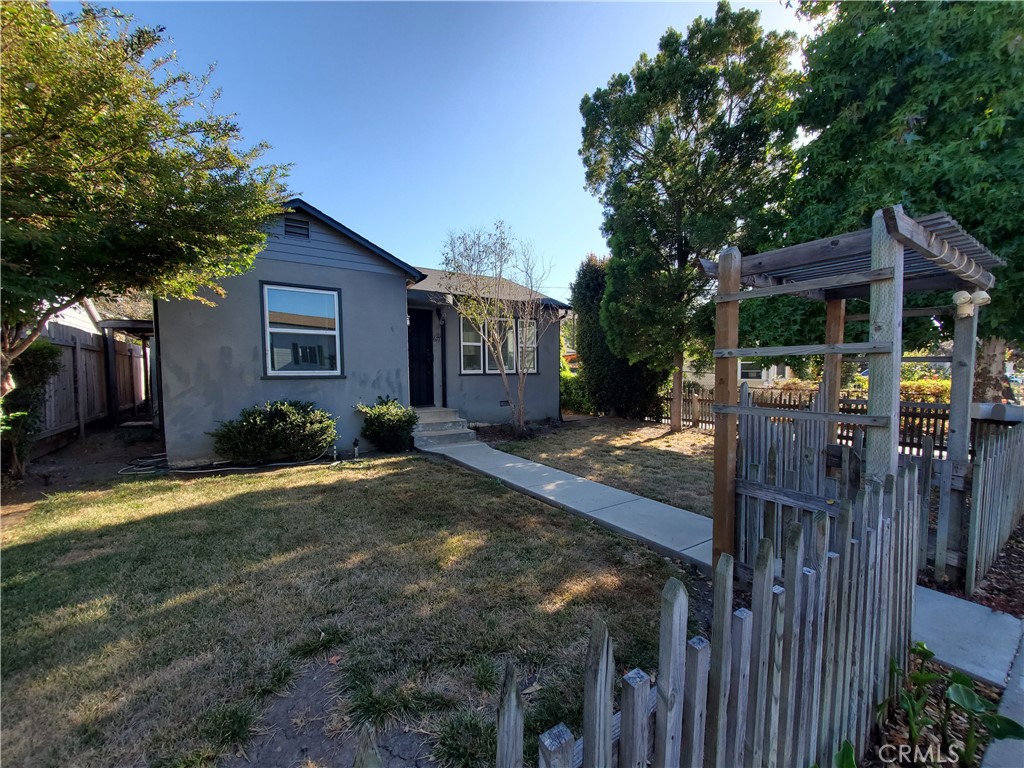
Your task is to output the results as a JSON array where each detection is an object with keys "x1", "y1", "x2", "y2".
[
  {"x1": 1, "y1": 455, "x2": 703, "y2": 767},
  {"x1": 497, "y1": 418, "x2": 715, "y2": 517}
]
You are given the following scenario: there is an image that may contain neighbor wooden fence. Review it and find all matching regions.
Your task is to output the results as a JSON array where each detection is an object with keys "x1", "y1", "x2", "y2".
[
  {"x1": 965, "y1": 424, "x2": 1024, "y2": 595},
  {"x1": 37, "y1": 319, "x2": 147, "y2": 440},
  {"x1": 486, "y1": 469, "x2": 918, "y2": 767},
  {"x1": 675, "y1": 387, "x2": 958, "y2": 458}
]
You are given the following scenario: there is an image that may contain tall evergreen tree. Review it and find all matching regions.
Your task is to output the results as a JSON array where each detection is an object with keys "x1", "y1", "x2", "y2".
[
  {"x1": 580, "y1": 1, "x2": 797, "y2": 429},
  {"x1": 572, "y1": 255, "x2": 664, "y2": 421}
]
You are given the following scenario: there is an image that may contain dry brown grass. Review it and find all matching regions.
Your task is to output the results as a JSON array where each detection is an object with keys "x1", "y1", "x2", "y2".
[
  {"x1": 1, "y1": 454, "x2": 703, "y2": 767},
  {"x1": 496, "y1": 417, "x2": 715, "y2": 517}
]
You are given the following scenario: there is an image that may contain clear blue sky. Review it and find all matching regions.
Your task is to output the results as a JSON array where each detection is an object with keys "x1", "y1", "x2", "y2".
[{"x1": 68, "y1": 1, "x2": 812, "y2": 303}]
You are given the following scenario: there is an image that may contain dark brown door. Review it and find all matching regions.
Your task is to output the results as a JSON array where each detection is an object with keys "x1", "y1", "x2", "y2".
[{"x1": 408, "y1": 309, "x2": 434, "y2": 407}]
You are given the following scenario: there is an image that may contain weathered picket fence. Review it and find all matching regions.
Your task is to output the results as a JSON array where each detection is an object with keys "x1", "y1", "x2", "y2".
[
  {"x1": 965, "y1": 424, "x2": 1024, "y2": 595},
  {"x1": 494, "y1": 470, "x2": 919, "y2": 767}
]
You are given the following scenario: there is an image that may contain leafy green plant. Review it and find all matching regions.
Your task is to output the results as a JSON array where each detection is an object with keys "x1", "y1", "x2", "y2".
[
  {"x1": 559, "y1": 370, "x2": 592, "y2": 414},
  {"x1": 209, "y1": 400, "x2": 337, "y2": 465},
  {"x1": 946, "y1": 681, "x2": 1024, "y2": 765},
  {"x1": 1, "y1": 338, "x2": 63, "y2": 480},
  {"x1": 886, "y1": 642, "x2": 1024, "y2": 767},
  {"x1": 355, "y1": 396, "x2": 419, "y2": 452}
]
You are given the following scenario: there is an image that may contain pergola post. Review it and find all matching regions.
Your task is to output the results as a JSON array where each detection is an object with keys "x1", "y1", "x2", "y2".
[
  {"x1": 944, "y1": 302, "x2": 979, "y2": 576},
  {"x1": 713, "y1": 247, "x2": 741, "y2": 566},
  {"x1": 823, "y1": 298, "x2": 846, "y2": 444},
  {"x1": 865, "y1": 209, "x2": 904, "y2": 483}
]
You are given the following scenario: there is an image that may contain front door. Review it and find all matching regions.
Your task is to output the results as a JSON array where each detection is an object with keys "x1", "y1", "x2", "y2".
[{"x1": 408, "y1": 309, "x2": 434, "y2": 407}]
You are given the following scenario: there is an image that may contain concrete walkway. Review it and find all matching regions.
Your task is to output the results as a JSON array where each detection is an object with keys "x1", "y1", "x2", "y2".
[
  {"x1": 424, "y1": 441, "x2": 714, "y2": 572},
  {"x1": 424, "y1": 441, "x2": 1024, "y2": 695}
]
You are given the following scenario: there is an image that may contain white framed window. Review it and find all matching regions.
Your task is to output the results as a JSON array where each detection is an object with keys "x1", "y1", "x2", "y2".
[
  {"x1": 740, "y1": 360, "x2": 764, "y2": 380},
  {"x1": 486, "y1": 318, "x2": 516, "y2": 374},
  {"x1": 263, "y1": 284, "x2": 341, "y2": 376},
  {"x1": 518, "y1": 319, "x2": 537, "y2": 373},
  {"x1": 460, "y1": 316, "x2": 484, "y2": 373}
]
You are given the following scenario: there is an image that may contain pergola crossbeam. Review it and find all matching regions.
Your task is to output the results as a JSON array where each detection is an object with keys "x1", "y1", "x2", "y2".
[{"x1": 882, "y1": 207, "x2": 995, "y2": 290}]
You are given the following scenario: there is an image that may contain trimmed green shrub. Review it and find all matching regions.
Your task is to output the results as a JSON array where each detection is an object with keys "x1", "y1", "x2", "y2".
[
  {"x1": 572, "y1": 255, "x2": 664, "y2": 419},
  {"x1": 2, "y1": 339, "x2": 63, "y2": 479},
  {"x1": 355, "y1": 396, "x2": 419, "y2": 452},
  {"x1": 209, "y1": 400, "x2": 337, "y2": 465},
  {"x1": 560, "y1": 370, "x2": 593, "y2": 414}
]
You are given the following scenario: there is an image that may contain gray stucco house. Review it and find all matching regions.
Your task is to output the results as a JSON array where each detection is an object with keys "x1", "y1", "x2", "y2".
[{"x1": 156, "y1": 199, "x2": 567, "y2": 466}]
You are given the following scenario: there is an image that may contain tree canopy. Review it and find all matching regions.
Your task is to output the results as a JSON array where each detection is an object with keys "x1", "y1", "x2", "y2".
[
  {"x1": 741, "y1": 1, "x2": 1024, "y2": 370},
  {"x1": 1, "y1": 2, "x2": 288, "y2": 394},
  {"x1": 579, "y1": 0, "x2": 797, "y2": 426}
]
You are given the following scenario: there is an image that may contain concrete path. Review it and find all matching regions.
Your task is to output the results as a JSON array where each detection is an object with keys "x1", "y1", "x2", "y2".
[
  {"x1": 424, "y1": 441, "x2": 1023, "y2": 699},
  {"x1": 912, "y1": 586, "x2": 1024, "y2": 689},
  {"x1": 424, "y1": 441, "x2": 714, "y2": 572}
]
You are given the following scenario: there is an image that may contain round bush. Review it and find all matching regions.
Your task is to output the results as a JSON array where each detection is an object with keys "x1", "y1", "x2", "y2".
[
  {"x1": 209, "y1": 400, "x2": 337, "y2": 465},
  {"x1": 356, "y1": 396, "x2": 419, "y2": 452}
]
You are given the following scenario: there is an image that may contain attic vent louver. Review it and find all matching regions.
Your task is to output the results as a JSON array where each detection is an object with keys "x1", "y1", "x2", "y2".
[{"x1": 284, "y1": 217, "x2": 310, "y2": 239}]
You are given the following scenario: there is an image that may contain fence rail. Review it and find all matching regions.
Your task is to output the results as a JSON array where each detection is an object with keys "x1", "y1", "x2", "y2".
[
  {"x1": 671, "y1": 386, "x2": 987, "y2": 460},
  {"x1": 481, "y1": 468, "x2": 918, "y2": 767}
]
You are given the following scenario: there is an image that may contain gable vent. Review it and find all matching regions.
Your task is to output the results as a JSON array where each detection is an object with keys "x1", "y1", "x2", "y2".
[{"x1": 284, "y1": 217, "x2": 310, "y2": 239}]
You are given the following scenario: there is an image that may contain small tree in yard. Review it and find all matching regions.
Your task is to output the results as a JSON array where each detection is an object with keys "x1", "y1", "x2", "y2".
[
  {"x1": 441, "y1": 222, "x2": 558, "y2": 437},
  {"x1": 0, "y1": 2, "x2": 288, "y2": 397}
]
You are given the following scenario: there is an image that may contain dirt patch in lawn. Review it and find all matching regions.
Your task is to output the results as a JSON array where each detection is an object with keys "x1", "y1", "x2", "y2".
[
  {"x1": 221, "y1": 657, "x2": 433, "y2": 768},
  {"x1": 486, "y1": 417, "x2": 715, "y2": 517}
]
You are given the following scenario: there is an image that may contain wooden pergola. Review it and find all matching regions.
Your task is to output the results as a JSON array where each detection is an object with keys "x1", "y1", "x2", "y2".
[{"x1": 703, "y1": 205, "x2": 1003, "y2": 567}]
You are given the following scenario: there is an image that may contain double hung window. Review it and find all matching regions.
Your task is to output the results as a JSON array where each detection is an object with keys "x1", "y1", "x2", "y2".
[{"x1": 263, "y1": 285, "x2": 341, "y2": 376}]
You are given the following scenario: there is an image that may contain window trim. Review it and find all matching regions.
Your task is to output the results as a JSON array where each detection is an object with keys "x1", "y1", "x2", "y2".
[
  {"x1": 261, "y1": 282, "x2": 343, "y2": 378},
  {"x1": 485, "y1": 317, "x2": 516, "y2": 374},
  {"x1": 457, "y1": 314, "x2": 540, "y2": 376},
  {"x1": 460, "y1": 316, "x2": 484, "y2": 374},
  {"x1": 517, "y1": 318, "x2": 538, "y2": 374}
]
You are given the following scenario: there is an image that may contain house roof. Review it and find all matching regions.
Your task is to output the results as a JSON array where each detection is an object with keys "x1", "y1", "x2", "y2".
[
  {"x1": 283, "y1": 198, "x2": 426, "y2": 283},
  {"x1": 700, "y1": 207, "x2": 1002, "y2": 301},
  {"x1": 410, "y1": 267, "x2": 570, "y2": 310}
]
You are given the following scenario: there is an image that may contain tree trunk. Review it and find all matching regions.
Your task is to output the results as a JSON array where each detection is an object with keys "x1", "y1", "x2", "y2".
[
  {"x1": 973, "y1": 337, "x2": 1011, "y2": 403},
  {"x1": 1, "y1": 363, "x2": 14, "y2": 399},
  {"x1": 670, "y1": 353, "x2": 683, "y2": 433}
]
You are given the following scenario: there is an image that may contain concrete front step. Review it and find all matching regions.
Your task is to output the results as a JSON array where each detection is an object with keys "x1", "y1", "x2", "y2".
[
  {"x1": 414, "y1": 407, "x2": 461, "y2": 424},
  {"x1": 413, "y1": 428, "x2": 478, "y2": 449},
  {"x1": 415, "y1": 420, "x2": 468, "y2": 433}
]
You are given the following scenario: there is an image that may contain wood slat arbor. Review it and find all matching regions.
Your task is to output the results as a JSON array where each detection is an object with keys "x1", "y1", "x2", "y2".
[{"x1": 702, "y1": 205, "x2": 1002, "y2": 567}]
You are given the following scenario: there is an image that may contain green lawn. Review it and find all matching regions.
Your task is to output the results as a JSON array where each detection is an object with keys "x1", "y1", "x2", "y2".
[
  {"x1": 497, "y1": 418, "x2": 716, "y2": 517},
  {"x1": 1, "y1": 454, "x2": 700, "y2": 767}
]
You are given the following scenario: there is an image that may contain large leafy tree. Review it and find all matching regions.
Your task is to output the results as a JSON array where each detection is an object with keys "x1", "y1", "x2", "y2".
[
  {"x1": 580, "y1": 1, "x2": 798, "y2": 429},
  {"x1": 1, "y1": 2, "x2": 288, "y2": 396},
  {"x1": 571, "y1": 255, "x2": 665, "y2": 420},
  {"x1": 743, "y1": 0, "x2": 1023, "y2": 398}
]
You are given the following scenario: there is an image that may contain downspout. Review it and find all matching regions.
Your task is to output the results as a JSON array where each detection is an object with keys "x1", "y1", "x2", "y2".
[{"x1": 436, "y1": 304, "x2": 448, "y2": 408}]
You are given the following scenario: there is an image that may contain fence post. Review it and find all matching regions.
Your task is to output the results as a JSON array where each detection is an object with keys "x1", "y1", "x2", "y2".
[
  {"x1": 583, "y1": 618, "x2": 614, "y2": 768},
  {"x1": 727, "y1": 607, "x2": 752, "y2": 768},
  {"x1": 620, "y1": 668, "x2": 651, "y2": 768},
  {"x1": 497, "y1": 663, "x2": 524, "y2": 768},
  {"x1": 73, "y1": 337, "x2": 86, "y2": 436},
  {"x1": 691, "y1": 393, "x2": 700, "y2": 429},
  {"x1": 538, "y1": 724, "x2": 574, "y2": 768},
  {"x1": 654, "y1": 578, "x2": 688, "y2": 768},
  {"x1": 707, "y1": 553, "x2": 734, "y2": 768},
  {"x1": 681, "y1": 636, "x2": 711, "y2": 768}
]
